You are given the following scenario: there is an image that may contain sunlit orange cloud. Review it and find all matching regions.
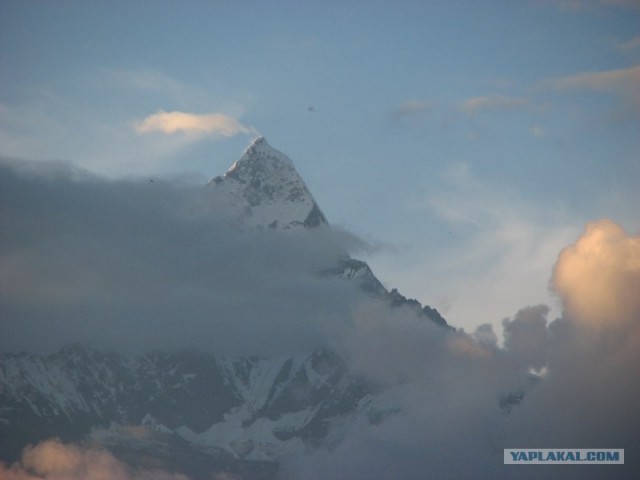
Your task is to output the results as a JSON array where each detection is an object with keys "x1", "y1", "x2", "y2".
[
  {"x1": 135, "y1": 110, "x2": 254, "y2": 137},
  {"x1": 448, "y1": 335, "x2": 492, "y2": 360},
  {"x1": 0, "y1": 438, "x2": 189, "y2": 480},
  {"x1": 552, "y1": 219, "x2": 640, "y2": 328},
  {"x1": 459, "y1": 94, "x2": 528, "y2": 112}
]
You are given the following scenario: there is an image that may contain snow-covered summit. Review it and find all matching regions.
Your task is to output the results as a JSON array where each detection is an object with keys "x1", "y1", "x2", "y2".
[{"x1": 207, "y1": 137, "x2": 327, "y2": 230}]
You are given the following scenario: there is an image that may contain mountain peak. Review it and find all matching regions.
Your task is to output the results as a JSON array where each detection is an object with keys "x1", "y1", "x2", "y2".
[
  {"x1": 226, "y1": 136, "x2": 294, "y2": 177},
  {"x1": 243, "y1": 135, "x2": 289, "y2": 163},
  {"x1": 207, "y1": 138, "x2": 327, "y2": 230}
]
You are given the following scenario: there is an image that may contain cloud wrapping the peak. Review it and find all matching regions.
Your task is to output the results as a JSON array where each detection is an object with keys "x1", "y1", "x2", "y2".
[
  {"x1": 284, "y1": 217, "x2": 640, "y2": 479},
  {"x1": 3, "y1": 158, "x2": 640, "y2": 478},
  {"x1": 0, "y1": 158, "x2": 360, "y2": 357},
  {"x1": 135, "y1": 111, "x2": 255, "y2": 137}
]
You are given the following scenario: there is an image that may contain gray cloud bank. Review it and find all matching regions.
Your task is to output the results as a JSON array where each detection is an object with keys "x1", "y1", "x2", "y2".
[
  {"x1": 0, "y1": 158, "x2": 360, "y2": 357},
  {"x1": 283, "y1": 220, "x2": 640, "y2": 479},
  {"x1": 1, "y1": 159, "x2": 639, "y2": 479}
]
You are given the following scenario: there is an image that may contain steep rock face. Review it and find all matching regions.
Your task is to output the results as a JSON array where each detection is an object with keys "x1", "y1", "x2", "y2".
[
  {"x1": 0, "y1": 346, "x2": 371, "y2": 464},
  {"x1": 0, "y1": 347, "x2": 232, "y2": 460},
  {"x1": 207, "y1": 137, "x2": 327, "y2": 230}
]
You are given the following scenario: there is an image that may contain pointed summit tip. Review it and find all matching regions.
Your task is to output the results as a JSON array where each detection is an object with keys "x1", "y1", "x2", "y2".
[
  {"x1": 250, "y1": 135, "x2": 267, "y2": 146},
  {"x1": 207, "y1": 136, "x2": 328, "y2": 230},
  {"x1": 239, "y1": 135, "x2": 294, "y2": 168},
  {"x1": 243, "y1": 135, "x2": 268, "y2": 153}
]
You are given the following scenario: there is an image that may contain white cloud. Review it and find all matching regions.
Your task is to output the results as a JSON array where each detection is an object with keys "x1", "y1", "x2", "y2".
[
  {"x1": 459, "y1": 94, "x2": 529, "y2": 113},
  {"x1": 134, "y1": 111, "x2": 255, "y2": 137}
]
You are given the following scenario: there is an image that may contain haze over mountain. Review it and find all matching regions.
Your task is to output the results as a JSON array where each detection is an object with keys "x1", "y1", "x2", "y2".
[{"x1": 1, "y1": 139, "x2": 639, "y2": 479}]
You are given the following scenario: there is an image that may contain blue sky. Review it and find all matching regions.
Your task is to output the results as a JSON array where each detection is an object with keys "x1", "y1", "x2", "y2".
[{"x1": 2, "y1": 0, "x2": 638, "y2": 334}]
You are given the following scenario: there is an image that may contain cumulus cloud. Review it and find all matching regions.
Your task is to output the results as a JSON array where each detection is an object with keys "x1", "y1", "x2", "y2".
[
  {"x1": 283, "y1": 301, "x2": 544, "y2": 480},
  {"x1": 552, "y1": 219, "x2": 640, "y2": 328},
  {"x1": 0, "y1": 439, "x2": 189, "y2": 480},
  {"x1": 135, "y1": 111, "x2": 255, "y2": 137},
  {"x1": 459, "y1": 94, "x2": 529, "y2": 113},
  {"x1": 503, "y1": 222, "x2": 640, "y2": 474},
  {"x1": 282, "y1": 218, "x2": 640, "y2": 479},
  {"x1": 502, "y1": 305, "x2": 549, "y2": 370}
]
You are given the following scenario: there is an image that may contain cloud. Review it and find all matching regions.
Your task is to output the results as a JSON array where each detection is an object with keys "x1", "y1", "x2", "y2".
[
  {"x1": 0, "y1": 99, "x2": 211, "y2": 178},
  {"x1": 388, "y1": 100, "x2": 433, "y2": 117},
  {"x1": 459, "y1": 94, "x2": 529, "y2": 113},
  {"x1": 3, "y1": 156, "x2": 640, "y2": 477},
  {"x1": 0, "y1": 158, "x2": 362, "y2": 357},
  {"x1": 284, "y1": 218, "x2": 640, "y2": 478},
  {"x1": 0, "y1": 69, "x2": 255, "y2": 177},
  {"x1": 502, "y1": 305, "x2": 549, "y2": 370},
  {"x1": 0, "y1": 439, "x2": 189, "y2": 480},
  {"x1": 134, "y1": 111, "x2": 255, "y2": 137},
  {"x1": 503, "y1": 221, "x2": 640, "y2": 471},
  {"x1": 552, "y1": 219, "x2": 640, "y2": 328},
  {"x1": 540, "y1": 65, "x2": 640, "y2": 122},
  {"x1": 393, "y1": 162, "x2": 579, "y2": 335},
  {"x1": 545, "y1": 65, "x2": 640, "y2": 93},
  {"x1": 3, "y1": 158, "x2": 640, "y2": 478},
  {"x1": 284, "y1": 302, "x2": 527, "y2": 479}
]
